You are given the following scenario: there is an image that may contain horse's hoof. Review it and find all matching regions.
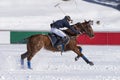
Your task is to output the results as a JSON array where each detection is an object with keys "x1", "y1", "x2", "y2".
[
  {"x1": 21, "y1": 65, "x2": 24, "y2": 69},
  {"x1": 75, "y1": 57, "x2": 78, "y2": 61},
  {"x1": 89, "y1": 61, "x2": 94, "y2": 66},
  {"x1": 21, "y1": 59, "x2": 24, "y2": 65}
]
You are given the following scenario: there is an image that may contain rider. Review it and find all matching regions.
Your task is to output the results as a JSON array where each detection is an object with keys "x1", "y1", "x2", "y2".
[{"x1": 50, "y1": 15, "x2": 80, "y2": 51}]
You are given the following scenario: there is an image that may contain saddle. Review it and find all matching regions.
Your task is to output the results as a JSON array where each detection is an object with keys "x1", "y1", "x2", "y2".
[{"x1": 48, "y1": 33, "x2": 69, "y2": 51}]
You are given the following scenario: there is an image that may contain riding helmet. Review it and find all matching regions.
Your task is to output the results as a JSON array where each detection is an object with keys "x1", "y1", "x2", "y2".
[{"x1": 64, "y1": 15, "x2": 72, "y2": 21}]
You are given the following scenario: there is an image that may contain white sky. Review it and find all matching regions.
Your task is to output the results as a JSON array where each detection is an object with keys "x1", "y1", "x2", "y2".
[{"x1": 0, "y1": 0, "x2": 120, "y2": 31}]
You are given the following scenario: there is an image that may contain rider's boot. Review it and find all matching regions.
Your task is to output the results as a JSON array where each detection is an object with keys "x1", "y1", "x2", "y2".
[
  {"x1": 54, "y1": 36, "x2": 69, "y2": 54},
  {"x1": 62, "y1": 36, "x2": 69, "y2": 44}
]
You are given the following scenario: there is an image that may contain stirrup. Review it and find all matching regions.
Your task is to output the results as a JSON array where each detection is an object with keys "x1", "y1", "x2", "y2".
[
  {"x1": 59, "y1": 44, "x2": 65, "y2": 55},
  {"x1": 62, "y1": 36, "x2": 69, "y2": 44}
]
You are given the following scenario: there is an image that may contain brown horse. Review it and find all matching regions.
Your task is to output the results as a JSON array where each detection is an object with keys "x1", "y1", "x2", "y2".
[{"x1": 21, "y1": 20, "x2": 94, "y2": 69}]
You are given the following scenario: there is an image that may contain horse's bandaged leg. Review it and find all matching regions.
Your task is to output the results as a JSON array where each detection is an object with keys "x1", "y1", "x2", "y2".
[
  {"x1": 21, "y1": 59, "x2": 24, "y2": 68},
  {"x1": 21, "y1": 59, "x2": 24, "y2": 65},
  {"x1": 81, "y1": 55, "x2": 90, "y2": 64},
  {"x1": 27, "y1": 61, "x2": 32, "y2": 69},
  {"x1": 79, "y1": 47, "x2": 82, "y2": 52}
]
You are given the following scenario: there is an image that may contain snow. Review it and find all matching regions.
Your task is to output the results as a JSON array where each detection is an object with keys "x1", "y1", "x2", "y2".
[
  {"x1": 0, "y1": 0, "x2": 120, "y2": 31},
  {"x1": 0, "y1": 45, "x2": 120, "y2": 80},
  {"x1": 0, "y1": 0, "x2": 120, "y2": 80}
]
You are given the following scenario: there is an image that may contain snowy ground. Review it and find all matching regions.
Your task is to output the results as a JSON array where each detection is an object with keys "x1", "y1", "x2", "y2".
[{"x1": 0, "y1": 44, "x2": 120, "y2": 80}]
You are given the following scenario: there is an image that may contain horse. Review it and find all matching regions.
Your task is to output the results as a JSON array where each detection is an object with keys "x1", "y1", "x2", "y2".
[{"x1": 21, "y1": 20, "x2": 95, "y2": 69}]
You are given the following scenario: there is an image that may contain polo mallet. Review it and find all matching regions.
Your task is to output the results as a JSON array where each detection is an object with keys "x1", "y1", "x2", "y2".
[{"x1": 54, "y1": 3, "x2": 66, "y2": 15}]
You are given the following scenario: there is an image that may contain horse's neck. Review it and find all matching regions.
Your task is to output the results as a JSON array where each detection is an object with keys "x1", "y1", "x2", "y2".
[
  {"x1": 63, "y1": 29, "x2": 77, "y2": 37},
  {"x1": 63, "y1": 23, "x2": 84, "y2": 37}
]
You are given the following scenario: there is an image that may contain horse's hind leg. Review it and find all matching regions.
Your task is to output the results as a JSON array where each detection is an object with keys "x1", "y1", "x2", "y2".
[
  {"x1": 21, "y1": 51, "x2": 29, "y2": 68},
  {"x1": 26, "y1": 51, "x2": 39, "y2": 69},
  {"x1": 26, "y1": 44, "x2": 43, "y2": 69},
  {"x1": 27, "y1": 53, "x2": 34, "y2": 69},
  {"x1": 24, "y1": 35, "x2": 44, "y2": 69}
]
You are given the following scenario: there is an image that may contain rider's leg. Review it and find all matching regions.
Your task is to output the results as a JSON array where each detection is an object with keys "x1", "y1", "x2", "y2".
[
  {"x1": 51, "y1": 28, "x2": 69, "y2": 43},
  {"x1": 51, "y1": 28, "x2": 67, "y2": 52},
  {"x1": 51, "y1": 28, "x2": 66, "y2": 38}
]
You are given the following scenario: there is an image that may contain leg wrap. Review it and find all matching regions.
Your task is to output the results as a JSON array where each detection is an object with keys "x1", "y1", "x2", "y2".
[
  {"x1": 27, "y1": 61, "x2": 32, "y2": 69},
  {"x1": 81, "y1": 55, "x2": 90, "y2": 64},
  {"x1": 79, "y1": 47, "x2": 82, "y2": 52},
  {"x1": 21, "y1": 59, "x2": 24, "y2": 65}
]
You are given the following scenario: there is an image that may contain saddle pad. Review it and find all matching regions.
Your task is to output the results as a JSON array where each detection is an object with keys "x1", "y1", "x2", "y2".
[{"x1": 48, "y1": 33, "x2": 58, "y2": 46}]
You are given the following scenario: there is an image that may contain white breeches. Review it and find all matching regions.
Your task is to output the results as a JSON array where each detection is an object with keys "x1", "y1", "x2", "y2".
[{"x1": 51, "y1": 28, "x2": 66, "y2": 38}]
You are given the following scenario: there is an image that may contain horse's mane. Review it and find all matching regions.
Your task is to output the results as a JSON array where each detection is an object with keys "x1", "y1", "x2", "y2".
[
  {"x1": 63, "y1": 20, "x2": 93, "y2": 37},
  {"x1": 62, "y1": 22, "x2": 81, "y2": 37}
]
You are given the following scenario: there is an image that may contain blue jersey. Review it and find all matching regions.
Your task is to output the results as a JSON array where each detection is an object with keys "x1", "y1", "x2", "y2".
[{"x1": 51, "y1": 18, "x2": 79, "y2": 34}]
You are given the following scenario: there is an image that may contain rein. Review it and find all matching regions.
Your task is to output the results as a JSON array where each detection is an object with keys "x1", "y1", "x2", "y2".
[
  {"x1": 75, "y1": 23, "x2": 90, "y2": 45},
  {"x1": 64, "y1": 21, "x2": 94, "y2": 44},
  {"x1": 82, "y1": 33, "x2": 88, "y2": 44}
]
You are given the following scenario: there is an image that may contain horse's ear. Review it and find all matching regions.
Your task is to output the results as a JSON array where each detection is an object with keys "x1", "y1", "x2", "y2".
[
  {"x1": 89, "y1": 20, "x2": 93, "y2": 25},
  {"x1": 89, "y1": 20, "x2": 93, "y2": 22}
]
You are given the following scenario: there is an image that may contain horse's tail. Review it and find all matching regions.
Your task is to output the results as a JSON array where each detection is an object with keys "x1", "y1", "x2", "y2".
[
  {"x1": 18, "y1": 34, "x2": 40, "y2": 44},
  {"x1": 19, "y1": 34, "x2": 46, "y2": 44}
]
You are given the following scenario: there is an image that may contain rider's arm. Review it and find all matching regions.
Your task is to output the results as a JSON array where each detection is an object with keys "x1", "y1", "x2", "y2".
[
  {"x1": 69, "y1": 26, "x2": 80, "y2": 34},
  {"x1": 65, "y1": 22, "x2": 80, "y2": 34}
]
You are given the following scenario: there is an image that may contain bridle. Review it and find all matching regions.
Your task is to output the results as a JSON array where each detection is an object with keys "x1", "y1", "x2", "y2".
[
  {"x1": 78, "y1": 21, "x2": 93, "y2": 36},
  {"x1": 74, "y1": 22, "x2": 88, "y2": 35}
]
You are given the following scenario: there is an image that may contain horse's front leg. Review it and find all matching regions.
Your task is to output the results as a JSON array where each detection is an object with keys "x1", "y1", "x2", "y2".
[
  {"x1": 81, "y1": 54, "x2": 94, "y2": 66},
  {"x1": 74, "y1": 46, "x2": 94, "y2": 66},
  {"x1": 75, "y1": 55, "x2": 80, "y2": 61},
  {"x1": 75, "y1": 47, "x2": 82, "y2": 61}
]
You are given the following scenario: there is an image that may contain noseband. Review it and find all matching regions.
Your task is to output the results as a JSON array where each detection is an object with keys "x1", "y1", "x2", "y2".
[{"x1": 75, "y1": 22, "x2": 92, "y2": 35}]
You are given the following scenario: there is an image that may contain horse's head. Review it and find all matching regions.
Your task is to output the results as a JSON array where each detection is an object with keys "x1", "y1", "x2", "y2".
[{"x1": 74, "y1": 20, "x2": 94, "y2": 38}]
